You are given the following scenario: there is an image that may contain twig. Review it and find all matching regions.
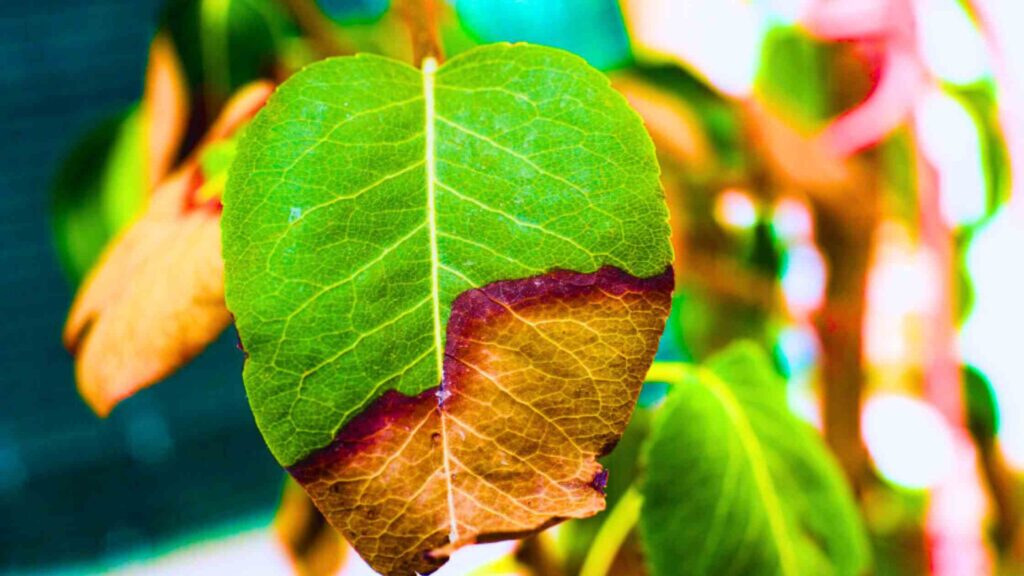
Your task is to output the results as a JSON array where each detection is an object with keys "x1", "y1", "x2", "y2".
[{"x1": 396, "y1": 0, "x2": 445, "y2": 66}]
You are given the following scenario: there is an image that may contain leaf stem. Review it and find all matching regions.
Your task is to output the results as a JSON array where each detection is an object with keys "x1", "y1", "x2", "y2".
[
  {"x1": 397, "y1": 0, "x2": 445, "y2": 66},
  {"x1": 579, "y1": 485, "x2": 643, "y2": 576}
]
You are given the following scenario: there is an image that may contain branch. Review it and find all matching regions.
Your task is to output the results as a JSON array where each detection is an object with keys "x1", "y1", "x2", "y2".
[{"x1": 396, "y1": 0, "x2": 445, "y2": 66}]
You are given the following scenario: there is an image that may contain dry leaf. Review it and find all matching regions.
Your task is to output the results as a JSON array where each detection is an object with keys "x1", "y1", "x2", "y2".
[
  {"x1": 143, "y1": 31, "x2": 190, "y2": 190},
  {"x1": 64, "y1": 81, "x2": 274, "y2": 416}
]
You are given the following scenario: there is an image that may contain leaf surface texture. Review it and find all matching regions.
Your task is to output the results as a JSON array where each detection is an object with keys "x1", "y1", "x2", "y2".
[{"x1": 223, "y1": 44, "x2": 673, "y2": 574}]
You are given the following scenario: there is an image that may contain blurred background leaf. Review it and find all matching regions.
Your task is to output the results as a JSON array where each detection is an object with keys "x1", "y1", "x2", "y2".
[{"x1": 640, "y1": 343, "x2": 870, "y2": 576}]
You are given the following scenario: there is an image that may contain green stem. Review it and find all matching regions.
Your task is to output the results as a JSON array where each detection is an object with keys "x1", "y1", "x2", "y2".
[
  {"x1": 574, "y1": 362, "x2": 680, "y2": 576},
  {"x1": 579, "y1": 486, "x2": 643, "y2": 576},
  {"x1": 645, "y1": 360, "x2": 686, "y2": 385}
]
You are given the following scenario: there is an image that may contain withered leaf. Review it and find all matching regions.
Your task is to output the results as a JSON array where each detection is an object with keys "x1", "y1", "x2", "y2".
[{"x1": 64, "y1": 82, "x2": 273, "y2": 416}]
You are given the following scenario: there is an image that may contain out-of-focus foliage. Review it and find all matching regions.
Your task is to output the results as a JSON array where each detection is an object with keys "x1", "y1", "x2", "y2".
[
  {"x1": 51, "y1": 108, "x2": 146, "y2": 284},
  {"x1": 640, "y1": 344, "x2": 870, "y2": 576},
  {"x1": 160, "y1": 0, "x2": 294, "y2": 110},
  {"x1": 274, "y1": 479, "x2": 346, "y2": 576},
  {"x1": 45, "y1": 0, "x2": 1024, "y2": 574},
  {"x1": 63, "y1": 82, "x2": 272, "y2": 417}
]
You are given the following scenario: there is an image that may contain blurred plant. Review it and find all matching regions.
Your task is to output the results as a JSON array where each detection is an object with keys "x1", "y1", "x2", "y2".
[{"x1": 50, "y1": 0, "x2": 1024, "y2": 574}]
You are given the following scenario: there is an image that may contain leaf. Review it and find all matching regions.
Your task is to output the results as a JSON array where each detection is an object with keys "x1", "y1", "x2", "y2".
[
  {"x1": 639, "y1": 343, "x2": 871, "y2": 576},
  {"x1": 52, "y1": 33, "x2": 189, "y2": 285},
  {"x1": 143, "y1": 31, "x2": 191, "y2": 190},
  {"x1": 560, "y1": 406, "x2": 652, "y2": 573},
  {"x1": 64, "y1": 82, "x2": 274, "y2": 416},
  {"x1": 222, "y1": 43, "x2": 673, "y2": 574},
  {"x1": 51, "y1": 109, "x2": 137, "y2": 285}
]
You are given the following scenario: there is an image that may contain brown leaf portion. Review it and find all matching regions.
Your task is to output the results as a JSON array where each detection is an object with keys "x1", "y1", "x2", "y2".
[
  {"x1": 63, "y1": 82, "x2": 274, "y2": 416},
  {"x1": 289, "y1": 266, "x2": 673, "y2": 576}
]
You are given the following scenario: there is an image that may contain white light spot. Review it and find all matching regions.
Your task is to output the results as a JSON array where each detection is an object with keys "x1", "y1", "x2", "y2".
[
  {"x1": 288, "y1": 207, "x2": 302, "y2": 223},
  {"x1": 863, "y1": 393, "x2": 955, "y2": 490},
  {"x1": 715, "y1": 188, "x2": 758, "y2": 230},
  {"x1": 914, "y1": 0, "x2": 991, "y2": 85},
  {"x1": 624, "y1": 0, "x2": 766, "y2": 97},
  {"x1": 772, "y1": 196, "x2": 813, "y2": 242},
  {"x1": 961, "y1": 207, "x2": 1024, "y2": 468},
  {"x1": 781, "y1": 243, "x2": 827, "y2": 317},
  {"x1": 914, "y1": 87, "x2": 988, "y2": 228}
]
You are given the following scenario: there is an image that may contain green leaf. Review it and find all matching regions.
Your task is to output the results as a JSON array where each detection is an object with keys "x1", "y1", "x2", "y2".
[
  {"x1": 100, "y1": 105, "x2": 147, "y2": 233},
  {"x1": 224, "y1": 43, "x2": 671, "y2": 466},
  {"x1": 51, "y1": 106, "x2": 147, "y2": 285},
  {"x1": 223, "y1": 43, "x2": 672, "y2": 574},
  {"x1": 639, "y1": 342, "x2": 870, "y2": 576}
]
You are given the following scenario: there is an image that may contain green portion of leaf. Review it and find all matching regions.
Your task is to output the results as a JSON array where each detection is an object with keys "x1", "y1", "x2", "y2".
[
  {"x1": 200, "y1": 138, "x2": 239, "y2": 176},
  {"x1": 639, "y1": 343, "x2": 870, "y2": 576},
  {"x1": 756, "y1": 26, "x2": 832, "y2": 125},
  {"x1": 52, "y1": 115, "x2": 123, "y2": 285},
  {"x1": 51, "y1": 106, "x2": 147, "y2": 285},
  {"x1": 101, "y1": 105, "x2": 147, "y2": 233},
  {"x1": 223, "y1": 43, "x2": 672, "y2": 466},
  {"x1": 963, "y1": 364, "x2": 999, "y2": 446}
]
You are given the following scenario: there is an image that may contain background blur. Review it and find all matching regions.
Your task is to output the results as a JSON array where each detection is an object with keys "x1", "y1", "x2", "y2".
[
  {"x1": 3, "y1": 0, "x2": 1024, "y2": 574},
  {"x1": 0, "y1": 1, "x2": 283, "y2": 573}
]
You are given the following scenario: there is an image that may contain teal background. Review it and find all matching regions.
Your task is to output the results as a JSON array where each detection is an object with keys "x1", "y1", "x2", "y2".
[{"x1": 0, "y1": 1, "x2": 281, "y2": 571}]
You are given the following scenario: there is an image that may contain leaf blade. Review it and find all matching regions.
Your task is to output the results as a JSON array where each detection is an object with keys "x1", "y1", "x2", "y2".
[
  {"x1": 639, "y1": 343, "x2": 870, "y2": 576},
  {"x1": 223, "y1": 43, "x2": 673, "y2": 574}
]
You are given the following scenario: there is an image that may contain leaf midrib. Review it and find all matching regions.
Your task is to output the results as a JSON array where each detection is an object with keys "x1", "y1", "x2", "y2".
[
  {"x1": 422, "y1": 57, "x2": 461, "y2": 545},
  {"x1": 700, "y1": 369, "x2": 799, "y2": 576}
]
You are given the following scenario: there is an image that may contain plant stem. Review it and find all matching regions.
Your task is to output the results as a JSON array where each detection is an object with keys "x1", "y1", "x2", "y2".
[
  {"x1": 645, "y1": 361, "x2": 686, "y2": 385},
  {"x1": 396, "y1": 0, "x2": 445, "y2": 66},
  {"x1": 579, "y1": 486, "x2": 643, "y2": 576}
]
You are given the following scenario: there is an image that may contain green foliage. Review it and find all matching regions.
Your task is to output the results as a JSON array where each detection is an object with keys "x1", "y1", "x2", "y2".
[
  {"x1": 161, "y1": 0, "x2": 293, "y2": 107},
  {"x1": 640, "y1": 343, "x2": 871, "y2": 576},
  {"x1": 756, "y1": 26, "x2": 833, "y2": 125},
  {"x1": 223, "y1": 43, "x2": 671, "y2": 465},
  {"x1": 963, "y1": 364, "x2": 999, "y2": 447},
  {"x1": 51, "y1": 105, "x2": 146, "y2": 284},
  {"x1": 561, "y1": 407, "x2": 653, "y2": 572}
]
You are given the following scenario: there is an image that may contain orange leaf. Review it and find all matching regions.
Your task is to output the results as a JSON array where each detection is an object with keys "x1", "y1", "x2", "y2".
[
  {"x1": 288, "y1": 267, "x2": 672, "y2": 575},
  {"x1": 143, "y1": 32, "x2": 190, "y2": 191},
  {"x1": 64, "y1": 82, "x2": 274, "y2": 416}
]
